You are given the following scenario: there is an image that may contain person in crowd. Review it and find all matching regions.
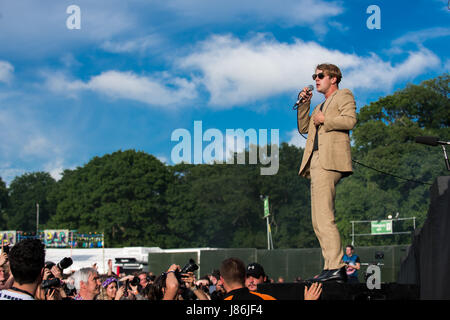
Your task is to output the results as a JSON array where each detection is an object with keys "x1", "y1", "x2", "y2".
[
  {"x1": 35, "y1": 261, "x2": 69, "y2": 300},
  {"x1": 195, "y1": 275, "x2": 212, "y2": 299},
  {"x1": 343, "y1": 245, "x2": 361, "y2": 284},
  {"x1": 137, "y1": 271, "x2": 151, "y2": 290},
  {"x1": 209, "y1": 270, "x2": 226, "y2": 301},
  {"x1": 208, "y1": 269, "x2": 220, "y2": 295},
  {"x1": 245, "y1": 262, "x2": 268, "y2": 292},
  {"x1": 106, "y1": 259, "x2": 117, "y2": 277},
  {"x1": 146, "y1": 264, "x2": 180, "y2": 300},
  {"x1": 117, "y1": 274, "x2": 147, "y2": 300},
  {"x1": 97, "y1": 276, "x2": 126, "y2": 300},
  {"x1": 0, "y1": 239, "x2": 45, "y2": 300},
  {"x1": 71, "y1": 267, "x2": 101, "y2": 300},
  {"x1": 180, "y1": 270, "x2": 209, "y2": 300},
  {"x1": 220, "y1": 258, "x2": 276, "y2": 300},
  {"x1": 244, "y1": 261, "x2": 322, "y2": 300},
  {"x1": 0, "y1": 243, "x2": 14, "y2": 290}
]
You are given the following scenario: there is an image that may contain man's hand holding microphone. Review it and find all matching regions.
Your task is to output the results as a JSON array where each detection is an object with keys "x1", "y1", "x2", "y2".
[
  {"x1": 293, "y1": 85, "x2": 313, "y2": 109},
  {"x1": 294, "y1": 85, "x2": 324, "y2": 127}
]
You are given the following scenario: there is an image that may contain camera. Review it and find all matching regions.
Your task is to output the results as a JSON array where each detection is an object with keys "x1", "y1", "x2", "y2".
[
  {"x1": 162, "y1": 259, "x2": 199, "y2": 286},
  {"x1": 180, "y1": 258, "x2": 199, "y2": 274},
  {"x1": 41, "y1": 278, "x2": 62, "y2": 289},
  {"x1": 130, "y1": 276, "x2": 140, "y2": 287},
  {"x1": 174, "y1": 259, "x2": 199, "y2": 288},
  {"x1": 2, "y1": 245, "x2": 9, "y2": 254},
  {"x1": 45, "y1": 257, "x2": 73, "y2": 273}
]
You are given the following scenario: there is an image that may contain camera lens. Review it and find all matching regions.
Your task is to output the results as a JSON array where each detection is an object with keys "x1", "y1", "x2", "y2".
[
  {"x1": 57, "y1": 257, "x2": 73, "y2": 270},
  {"x1": 130, "y1": 276, "x2": 140, "y2": 286}
]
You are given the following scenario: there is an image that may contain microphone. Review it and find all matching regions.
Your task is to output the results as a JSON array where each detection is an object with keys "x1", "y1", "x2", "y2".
[
  {"x1": 415, "y1": 136, "x2": 450, "y2": 146},
  {"x1": 416, "y1": 136, "x2": 450, "y2": 171},
  {"x1": 293, "y1": 85, "x2": 314, "y2": 110}
]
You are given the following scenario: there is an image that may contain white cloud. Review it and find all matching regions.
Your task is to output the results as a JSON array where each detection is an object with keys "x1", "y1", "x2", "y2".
[
  {"x1": 179, "y1": 34, "x2": 441, "y2": 107},
  {"x1": 43, "y1": 158, "x2": 65, "y2": 181},
  {"x1": 0, "y1": 166, "x2": 25, "y2": 186},
  {"x1": 100, "y1": 34, "x2": 164, "y2": 54},
  {"x1": 22, "y1": 136, "x2": 55, "y2": 158},
  {"x1": 445, "y1": 59, "x2": 450, "y2": 72},
  {"x1": 164, "y1": 0, "x2": 343, "y2": 34},
  {"x1": 391, "y1": 27, "x2": 450, "y2": 47},
  {"x1": 287, "y1": 129, "x2": 307, "y2": 149},
  {"x1": 343, "y1": 48, "x2": 441, "y2": 90},
  {"x1": 0, "y1": 61, "x2": 14, "y2": 83},
  {"x1": 156, "y1": 155, "x2": 169, "y2": 164},
  {"x1": 44, "y1": 70, "x2": 198, "y2": 107},
  {"x1": 0, "y1": 1, "x2": 136, "y2": 58},
  {"x1": 0, "y1": 107, "x2": 69, "y2": 184}
]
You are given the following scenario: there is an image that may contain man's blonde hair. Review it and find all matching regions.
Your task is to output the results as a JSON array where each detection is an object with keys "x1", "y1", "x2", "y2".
[{"x1": 316, "y1": 63, "x2": 342, "y2": 84}]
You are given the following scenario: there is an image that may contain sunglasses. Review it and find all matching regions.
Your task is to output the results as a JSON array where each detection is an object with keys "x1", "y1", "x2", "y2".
[{"x1": 312, "y1": 72, "x2": 326, "y2": 80}]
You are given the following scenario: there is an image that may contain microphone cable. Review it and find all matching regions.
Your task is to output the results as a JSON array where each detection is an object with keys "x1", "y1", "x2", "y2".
[
  {"x1": 296, "y1": 133, "x2": 433, "y2": 185},
  {"x1": 350, "y1": 158, "x2": 432, "y2": 186}
]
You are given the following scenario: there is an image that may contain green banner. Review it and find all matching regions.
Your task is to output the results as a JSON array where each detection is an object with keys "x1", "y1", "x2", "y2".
[
  {"x1": 263, "y1": 197, "x2": 270, "y2": 218},
  {"x1": 371, "y1": 220, "x2": 393, "y2": 235}
]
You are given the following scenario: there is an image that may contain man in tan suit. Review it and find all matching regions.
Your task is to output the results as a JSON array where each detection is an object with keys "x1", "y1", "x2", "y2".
[{"x1": 297, "y1": 63, "x2": 356, "y2": 283}]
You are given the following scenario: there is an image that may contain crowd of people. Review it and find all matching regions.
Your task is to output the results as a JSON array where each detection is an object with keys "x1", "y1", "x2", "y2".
[{"x1": 1, "y1": 239, "x2": 325, "y2": 301}]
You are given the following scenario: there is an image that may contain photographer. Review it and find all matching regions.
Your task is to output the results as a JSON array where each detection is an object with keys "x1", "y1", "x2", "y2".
[
  {"x1": 38, "y1": 257, "x2": 74, "y2": 300},
  {"x1": 118, "y1": 274, "x2": 146, "y2": 300},
  {"x1": 181, "y1": 271, "x2": 209, "y2": 300},
  {"x1": 35, "y1": 262, "x2": 65, "y2": 300},
  {"x1": 162, "y1": 264, "x2": 180, "y2": 300},
  {"x1": 146, "y1": 262, "x2": 207, "y2": 300}
]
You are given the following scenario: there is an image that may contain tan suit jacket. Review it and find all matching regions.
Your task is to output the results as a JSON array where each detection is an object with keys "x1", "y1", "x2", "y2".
[{"x1": 297, "y1": 88, "x2": 357, "y2": 178}]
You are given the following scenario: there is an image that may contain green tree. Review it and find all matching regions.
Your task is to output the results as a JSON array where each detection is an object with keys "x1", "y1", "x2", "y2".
[
  {"x1": 166, "y1": 162, "x2": 266, "y2": 248},
  {"x1": 6, "y1": 172, "x2": 56, "y2": 232},
  {"x1": 47, "y1": 150, "x2": 172, "y2": 247},
  {"x1": 0, "y1": 177, "x2": 10, "y2": 229},
  {"x1": 166, "y1": 143, "x2": 315, "y2": 249},
  {"x1": 336, "y1": 73, "x2": 449, "y2": 246}
]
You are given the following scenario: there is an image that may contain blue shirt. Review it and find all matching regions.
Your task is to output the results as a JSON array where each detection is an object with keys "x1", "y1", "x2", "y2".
[{"x1": 343, "y1": 254, "x2": 360, "y2": 278}]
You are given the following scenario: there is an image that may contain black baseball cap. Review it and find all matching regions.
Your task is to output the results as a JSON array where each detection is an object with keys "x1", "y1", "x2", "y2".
[{"x1": 246, "y1": 263, "x2": 265, "y2": 278}]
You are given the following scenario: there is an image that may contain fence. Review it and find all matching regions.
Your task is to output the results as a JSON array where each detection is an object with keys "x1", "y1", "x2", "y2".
[{"x1": 148, "y1": 245, "x2": 410, "y2": 283}]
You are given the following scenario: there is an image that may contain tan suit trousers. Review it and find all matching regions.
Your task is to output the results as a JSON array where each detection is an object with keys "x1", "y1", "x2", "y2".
[{"x1": 310, "y1": 151, "x2": 345, "y2": 270}]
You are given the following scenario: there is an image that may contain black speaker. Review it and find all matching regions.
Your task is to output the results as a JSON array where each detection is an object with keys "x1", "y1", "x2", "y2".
[{"x1": 398, "y1": 176, "x2": 450, "y2": 299}]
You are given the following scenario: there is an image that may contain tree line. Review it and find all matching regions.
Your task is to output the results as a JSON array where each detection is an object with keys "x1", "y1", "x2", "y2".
[{"x1": 0, "y1": 74, "x2": 448, "y2": 248}]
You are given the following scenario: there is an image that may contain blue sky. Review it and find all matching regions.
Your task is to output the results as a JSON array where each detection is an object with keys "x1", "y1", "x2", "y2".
[{"x1": 0, "y1": 0, "x2": 449, "y2": 184}]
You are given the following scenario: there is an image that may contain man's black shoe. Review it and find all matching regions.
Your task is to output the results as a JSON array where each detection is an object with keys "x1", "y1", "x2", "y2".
[
  {"x1": 316, "y1": 267, "x2": 347, "y2": 283},
  {"x1": 308, "y1": 269, "x2": 328, "y2": 282}
]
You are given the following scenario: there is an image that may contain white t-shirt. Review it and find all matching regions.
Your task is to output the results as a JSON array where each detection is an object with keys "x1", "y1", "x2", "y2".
[{"x1": 0, "y1": 289, "x2": 34, "y2": 300}]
